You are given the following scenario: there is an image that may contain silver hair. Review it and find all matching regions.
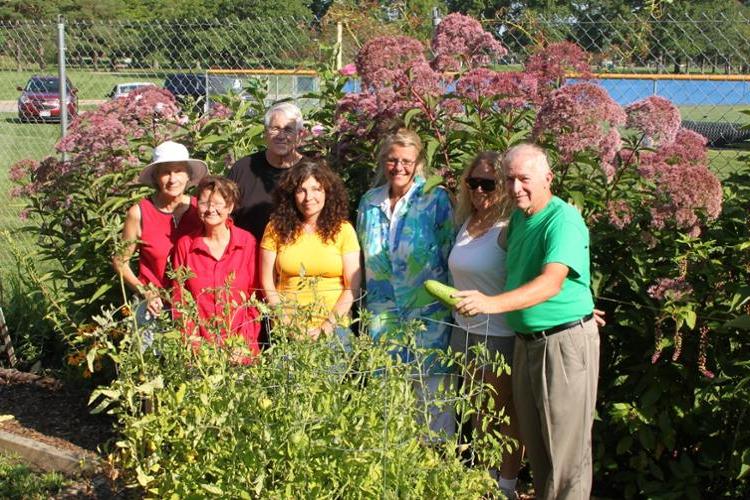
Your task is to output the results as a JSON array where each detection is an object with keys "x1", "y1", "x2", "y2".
[
  {"x1": 263, "y1": 102, "x2": 304, "y2": 131},
  {"x1": 502, "y1": 143, "x2": 551, "y2": 174}
]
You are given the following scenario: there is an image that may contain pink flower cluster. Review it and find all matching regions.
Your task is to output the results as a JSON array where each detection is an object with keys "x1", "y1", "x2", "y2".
[
  {"x1": 625, "y1": 96, "x2": 682, "y2": 145},
  {"x1": 533, "y1": 82, "x2": 626, "y2": 170},
  {"x1": 339, "y1": 36, "x2": 443, "y2": 137},
  {"x1": 647, "y1": 276, "x2": 694, "y2": 302},
  {"x1": 524, "y1": 41, "x2": 593, "y2": 90},
  {"x1": 607, "y1": 199, "x2": 633, "y2": 229},
  {"x1": 15, "y1": 87, "x2": 184, "y2": 210},
  {"x1": 638, "y1": 129, "x2": 721, "y2": 235},
  {"x1": 355, "y1": 36, "x2": 428, "y2": 89},
  {"x1": 431, "y1": 13, "x2": 507, "y2": 72},
  {"x1": 455, "y1": 69, "x2": 538, "y2": 110}
]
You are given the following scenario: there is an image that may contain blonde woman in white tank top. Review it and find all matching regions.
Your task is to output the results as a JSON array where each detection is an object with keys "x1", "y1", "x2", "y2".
[{"x1": 448, "y1": 152, "x2": 522, "y2": 499}]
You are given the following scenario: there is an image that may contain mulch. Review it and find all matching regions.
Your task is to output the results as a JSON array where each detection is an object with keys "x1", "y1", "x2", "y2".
[
  {"x1": 0, "y1": 368, "x2": 130, "y2": 499},
  {"x1": 0, "y1": 368, "x2": 114, "y2": 453}
]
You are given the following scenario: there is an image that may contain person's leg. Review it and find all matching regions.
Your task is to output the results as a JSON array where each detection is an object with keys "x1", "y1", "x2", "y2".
[
  {"x1": 512, "y1": 336, "x2": 552, "y2": 499},
  {"x1": 469, "y1": 336, "x2": 523, "y2": 487},
  {"x1": 413, "y1": 371, "x2": 457, "y2": 439},
  {"x1": 539, "y1": 320, "x2": 600, "y2": 500}
]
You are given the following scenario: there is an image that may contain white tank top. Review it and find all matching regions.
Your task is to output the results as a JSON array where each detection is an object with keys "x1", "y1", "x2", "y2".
[{"x1": 448, "y1": 219, "x2": 513, "y2": 337}]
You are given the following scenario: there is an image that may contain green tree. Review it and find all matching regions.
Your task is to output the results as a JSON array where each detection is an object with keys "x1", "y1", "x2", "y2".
[{"x1": 216, "y1": 0, "x2": 313, "y2": 20}]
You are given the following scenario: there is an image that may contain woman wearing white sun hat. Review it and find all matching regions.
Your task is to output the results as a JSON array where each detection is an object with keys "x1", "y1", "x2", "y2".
[{"x1": 113, "y1": 141, "x2": 208, "y2": 325}]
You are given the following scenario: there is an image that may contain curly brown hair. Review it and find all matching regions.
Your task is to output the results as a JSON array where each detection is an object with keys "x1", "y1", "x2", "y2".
[{"x1": 268, "y1": 159, "x2": 350, "y2": 245}]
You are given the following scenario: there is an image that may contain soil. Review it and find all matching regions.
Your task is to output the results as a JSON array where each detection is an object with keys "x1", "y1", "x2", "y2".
[{"x1": 0, "y1": 368, "x2": 130, "y2": 499}]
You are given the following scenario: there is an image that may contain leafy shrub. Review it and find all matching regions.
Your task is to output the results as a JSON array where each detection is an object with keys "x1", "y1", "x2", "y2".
[{"x1": 89, "y1": 295, "x2": 510, "y2": 498}]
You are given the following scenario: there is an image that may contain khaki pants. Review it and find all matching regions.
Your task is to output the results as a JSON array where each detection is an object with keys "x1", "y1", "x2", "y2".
[{"x1": 512, "y1": 318, "x2": 600, "y2": 500}]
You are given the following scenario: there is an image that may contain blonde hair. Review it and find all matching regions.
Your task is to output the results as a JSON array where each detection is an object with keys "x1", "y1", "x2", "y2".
[
  {"x1": 373, "y1": 128, "x2": 425, "y2": 186},
  {"x1": 455, "y1": 151, "x2": 512, "y2": 225}
]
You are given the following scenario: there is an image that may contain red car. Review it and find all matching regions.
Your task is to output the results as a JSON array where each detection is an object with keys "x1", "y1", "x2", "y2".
[{"x1": 17, "y1": 76, "x2": 78, "y2": 123}]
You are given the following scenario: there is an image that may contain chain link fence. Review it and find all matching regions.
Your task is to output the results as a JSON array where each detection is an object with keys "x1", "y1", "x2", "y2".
[{"x1": 1, "y1": 13, "x2": 749, "y2": 270}]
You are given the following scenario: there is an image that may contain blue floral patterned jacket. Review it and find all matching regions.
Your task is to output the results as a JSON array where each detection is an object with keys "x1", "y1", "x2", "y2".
[{"x1": 356, "y1": 176, "x2": 456, "y2": 372}]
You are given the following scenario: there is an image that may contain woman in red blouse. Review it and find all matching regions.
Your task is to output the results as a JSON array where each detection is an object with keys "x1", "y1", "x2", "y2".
[
  {"x1": 172, "y1": 176, "x2": 261, "y2": 360},
  {"x1": 113, "y1": 141, "x2": 207, "y2": 322}
]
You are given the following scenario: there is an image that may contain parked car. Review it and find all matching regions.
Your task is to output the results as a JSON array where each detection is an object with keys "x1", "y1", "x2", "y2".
[
  {"x1": 107, "y1": 81, "x2": 157, "y2": 100},
  {"x1": 17, "y1": 75, "x2": 78, "y2": 123},
  {"x1": 163, "y1": 73, "x2": 206, "y2": 111}
]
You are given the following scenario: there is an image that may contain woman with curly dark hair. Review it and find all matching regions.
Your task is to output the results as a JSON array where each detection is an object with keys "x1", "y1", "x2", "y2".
[{"x1": 260, "y1": 159, "x2": 361, "y2": 341}]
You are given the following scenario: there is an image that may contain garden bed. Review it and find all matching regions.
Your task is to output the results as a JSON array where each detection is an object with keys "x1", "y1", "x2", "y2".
[{"x1": 0, "y1": 368, "x2": 124, "y2": 499}]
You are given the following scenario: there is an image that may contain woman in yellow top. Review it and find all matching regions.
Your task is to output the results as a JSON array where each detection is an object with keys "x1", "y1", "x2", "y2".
[{"x1": 260, "y1": 159, "x2": 361, "y2": 342}]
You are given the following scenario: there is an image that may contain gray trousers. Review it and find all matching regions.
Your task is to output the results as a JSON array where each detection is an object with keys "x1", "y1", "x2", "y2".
[{"x1": 512, "y1": 318, "x2": 600, "y2": 500}]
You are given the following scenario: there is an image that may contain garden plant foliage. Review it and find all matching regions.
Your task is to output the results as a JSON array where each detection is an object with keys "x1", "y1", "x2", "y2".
[
  {"x1": 8, "y1": 12, "x2": 750, "y2": 498},
  {"x1": 87, "y1": 297, "x2": 507, "y2": 497}
]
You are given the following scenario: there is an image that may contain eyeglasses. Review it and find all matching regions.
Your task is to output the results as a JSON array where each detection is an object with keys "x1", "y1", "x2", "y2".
[
  {"x1": 197, "y1": 200, "x2": 227, "y2": 210},
  {"x1": 385, "y1": 158, "x2": 416, "y2": 167},
  {"x1": 267, "y1": 126, "x2": 298, "y2": 136},
  {"x1": 465, "y1": 177, "x2": 497, "y2": 192}
]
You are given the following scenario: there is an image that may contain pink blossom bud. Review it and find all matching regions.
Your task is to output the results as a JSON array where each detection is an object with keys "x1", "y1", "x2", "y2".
[
  {"x1": 339, "y1": 63, "x2": 357, "y2": 76},
  {"x1": 311, "y1": 124, "x2": 326, "y2": 136}
]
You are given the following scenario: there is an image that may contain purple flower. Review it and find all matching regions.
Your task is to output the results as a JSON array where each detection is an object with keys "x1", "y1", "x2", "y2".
[
  {"x1": 533, "y1": 82, "x2": 626, "y2": 168},
  {"x1": 310, "y1": 123, "x2": 326, "y2": 136},
  {"x1": 431, "y1": 13, "x2": 507, "y2": 72},
  {"x1": 638, "y1": 129, "x2": 721, "y2": 234},
  {"x1": 607, "y1": 200, "x2": 633, "y2": 229},
  {"x1": 626, "y1": 96, "x2": 682, "y2": 145},
  {"x1": 339, "y1": 63, "x2": 357, "y2": 76},
  {"x1": 355, "y1": 36, "x2": 427, "y2": 89},
  {"x1": 525, "y1": 42, "x2": 592, "y2": 91},
  {"x1": 647, "y1": 276, "x2": 693, "y2": 302},
  {"x1": 455, "y1": 69, "x2": 538, "y2": 110}
]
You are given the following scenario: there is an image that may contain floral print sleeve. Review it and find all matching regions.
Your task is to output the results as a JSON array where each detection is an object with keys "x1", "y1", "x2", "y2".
[{"x1": 357, "y1": 176, "x2": 456, "y2": 372}]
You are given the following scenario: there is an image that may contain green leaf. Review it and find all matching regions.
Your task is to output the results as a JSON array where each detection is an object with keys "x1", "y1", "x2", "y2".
[
  {"x1": 616, "y1": 435, "x2": 633, "y2": 455},
  {"x1": 425, "y1": 139, "x2": 440, "y2": 169},
  {"x1": 685, "y1": 309, "x2": 696, "y2": 329},
  {"x1": 85, "y1": 348, "x2": 97, "y2": 372},
  {"x1": 89, "y1": 283, "x2": 113, "y2": 303},
  {"x1": 739, "y1": 449, "x2": 750, "y2": 479},
  {"x1": 201, "y1": 484, "x2": 224, "y2": 495},
  {"x1": 724, "y1": 315, "x2": 750, "y2": 330},
  {"x1": 422, "y1": 175, "x2": 443, "y2": 194},
  {"x1": 403, "y1": 108, "x2": 422, "y2": 128}
]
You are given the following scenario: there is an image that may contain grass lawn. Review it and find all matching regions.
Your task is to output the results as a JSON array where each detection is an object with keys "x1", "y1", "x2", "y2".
[
  {"x1": 680, "y1": 105, "x2": 750, "y2": 123},
  {"x1": 0, "y1": 452, "x2": 69, "y2": 499},
  {"x1": 0, "y1": 113, "x2": 58, "y2": 274}
]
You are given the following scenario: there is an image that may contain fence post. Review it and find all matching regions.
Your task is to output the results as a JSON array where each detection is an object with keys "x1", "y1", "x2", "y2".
[
  {"x1": 57, "y1": 15, "x2": 68, "y2": 160},
  {"x1": 336, "y1": 22, "x2": 343, "y2": 71}
]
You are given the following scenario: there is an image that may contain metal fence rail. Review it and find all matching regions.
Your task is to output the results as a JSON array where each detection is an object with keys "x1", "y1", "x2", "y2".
[{"x1": 1, "y1": 13, "x2": 749, "y2": 270}]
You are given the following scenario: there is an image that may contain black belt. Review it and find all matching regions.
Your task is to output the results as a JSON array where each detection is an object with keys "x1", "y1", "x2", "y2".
[{"x1": 516, "y1": 313, "x2": 594, "y2": 341}]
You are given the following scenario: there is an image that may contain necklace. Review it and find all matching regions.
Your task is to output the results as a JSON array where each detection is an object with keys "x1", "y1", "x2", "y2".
[{"x1": 466, "y1": 212, "x2": 496, "y2": 238}]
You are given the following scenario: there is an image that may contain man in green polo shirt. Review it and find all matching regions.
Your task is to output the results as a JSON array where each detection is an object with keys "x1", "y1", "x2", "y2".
[{"x1": 456, "y1": 143, "x2": 599, "y2": 500}]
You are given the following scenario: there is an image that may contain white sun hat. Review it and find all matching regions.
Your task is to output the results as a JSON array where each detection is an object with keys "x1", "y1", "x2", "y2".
[{"x1": 138, "y1": 141, "x2": 208, "y2": 188}]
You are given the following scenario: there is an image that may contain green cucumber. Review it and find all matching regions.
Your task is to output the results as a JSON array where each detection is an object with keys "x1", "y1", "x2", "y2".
[{"x1": 424, "y1": 280, "x2": 460, "y2": 307}]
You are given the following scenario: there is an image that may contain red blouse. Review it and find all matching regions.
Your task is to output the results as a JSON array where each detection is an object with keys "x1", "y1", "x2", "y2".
[
  {"x1": 172, "y1": 221, "x2": 261, "y2": 358},
  {"x1": 137, "y1": 197, "x2": 202, "y2": 289}
]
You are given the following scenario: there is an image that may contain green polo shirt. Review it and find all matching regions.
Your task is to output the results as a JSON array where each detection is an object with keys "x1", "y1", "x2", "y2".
[{"x1": 505, "y1": 196, "x2": 594, "y2": 333}]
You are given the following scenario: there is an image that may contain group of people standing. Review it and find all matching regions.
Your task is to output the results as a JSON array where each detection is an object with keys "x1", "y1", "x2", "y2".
[{"x1": 113, "y1": 101, "x2": 600, "y2": 500}]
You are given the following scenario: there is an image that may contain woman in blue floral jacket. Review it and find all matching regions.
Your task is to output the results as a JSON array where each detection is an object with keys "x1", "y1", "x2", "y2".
[{"x1": 357, "y1": 128, "x2": 456, "y2": 436}]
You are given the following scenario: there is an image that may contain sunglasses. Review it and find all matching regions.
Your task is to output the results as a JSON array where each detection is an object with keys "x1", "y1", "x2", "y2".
[{"x1": 465, "y1": 177, "x2": 497, "y2": 192}]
